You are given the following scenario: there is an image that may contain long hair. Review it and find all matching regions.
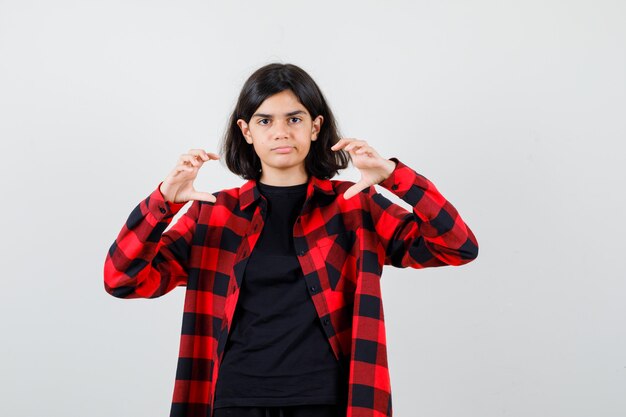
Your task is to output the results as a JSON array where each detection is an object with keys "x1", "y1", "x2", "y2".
[{"x1": 220, "y1": 63, "x2": 350, "y2": 180}]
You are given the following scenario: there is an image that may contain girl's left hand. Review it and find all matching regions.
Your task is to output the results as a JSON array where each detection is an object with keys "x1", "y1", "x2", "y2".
[{"x1": 331, "y1": 138, "x2": 397, "y2": 200}]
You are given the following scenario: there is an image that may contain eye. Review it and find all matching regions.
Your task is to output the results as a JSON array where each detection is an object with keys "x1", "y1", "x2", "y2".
[
  {"x1": 258, "y1": 118, "x2": 270, "y2": 125},
  {"x1": 289, "y1": 117, "x2": 302, "y2": 123}
]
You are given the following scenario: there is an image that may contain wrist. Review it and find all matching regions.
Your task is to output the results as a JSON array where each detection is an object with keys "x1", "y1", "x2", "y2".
[
  {"x1": 159, "y1": 182, "x2": 177, "y2": 203},
  {"x1": 383, "y1": 159, "x2": 396, "y2": 179}
]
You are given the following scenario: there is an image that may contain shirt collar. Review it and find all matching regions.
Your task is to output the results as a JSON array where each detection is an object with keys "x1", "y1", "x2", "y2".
[{"x1": 239, "y1": 175, "x2": 335, "y2": 210}]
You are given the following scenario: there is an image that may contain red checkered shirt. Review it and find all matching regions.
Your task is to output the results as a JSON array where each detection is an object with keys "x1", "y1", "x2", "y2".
[{"x1": 104, "y1": 157, "x2": 478, "y2": 417}]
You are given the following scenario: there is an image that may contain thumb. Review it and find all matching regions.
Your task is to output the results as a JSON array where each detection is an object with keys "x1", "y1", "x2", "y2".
[
  {"x1": 190, "y1": 191, "x2": 217, "y2": 203},
  {"x1": 343, "y1": 181, "x2": 368, "y2": 200}
]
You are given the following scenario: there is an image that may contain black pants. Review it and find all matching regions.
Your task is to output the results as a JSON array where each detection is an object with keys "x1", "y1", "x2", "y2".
[{"x1": 213, "y1": 404, "x2": 344, "y2": 417}]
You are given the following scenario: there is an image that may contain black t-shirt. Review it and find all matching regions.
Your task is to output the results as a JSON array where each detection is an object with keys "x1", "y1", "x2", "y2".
[{"x1": 213, "y1": 181, "x2": 347, "y2": 408}]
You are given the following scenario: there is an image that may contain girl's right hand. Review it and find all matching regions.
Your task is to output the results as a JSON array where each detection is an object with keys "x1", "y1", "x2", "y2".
[{"x1": 159, "y1": 149, "x2": 220, "y2": 203}]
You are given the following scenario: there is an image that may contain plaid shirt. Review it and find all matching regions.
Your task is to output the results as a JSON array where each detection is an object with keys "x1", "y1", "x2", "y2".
[{"x1": 104, "y1": 157, "x2": 478, "y2": 417}]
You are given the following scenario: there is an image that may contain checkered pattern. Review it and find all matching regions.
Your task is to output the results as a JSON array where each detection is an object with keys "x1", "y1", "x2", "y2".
[{"x1": 104, "y1": 157, "x2": 478, "y2": 417}]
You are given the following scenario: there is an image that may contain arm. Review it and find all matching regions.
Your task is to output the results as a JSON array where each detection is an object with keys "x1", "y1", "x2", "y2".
[
  {"x1": 103, "y1": 182, "x2": 201, "y2": 298},
  {"x1": 369, "y1": 157, "x2": 478, "y2": 268}
]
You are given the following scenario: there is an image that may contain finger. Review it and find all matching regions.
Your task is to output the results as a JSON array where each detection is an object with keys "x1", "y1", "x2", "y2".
[
  {"x1": 331, "y1": 138, "x2": 353, "y2": 150},
  {"x1": 190, "y1": 191, "x2": 217, "y2": 203},
  {"x1": 178, "y1": 154, "x2": 192, "y2": 165},
  {"x1": 345, "y1": 141, "x2": 367, "y2": 152},
  {"x1": 180, "y1": 154, "x2": 202, "y2": 167},
  {"x1": 172, "y1": 165, "x2": 194, "y2": 177},
  {"x1": 343, "y1": 185, "x2": 359, "y2": 200},
  {"x1": 356, "y1": 146, "x2": 374, "y2": 155},
  {"x1": 188, "y1": 149, "x2": 205, "y2": 156},
  {"x1": 188, "y1": 149, "x2": 211, "y2": 161},
  {"x1": 187, "y1": 150, "x2": 221, "y2": 164},
  {"x1": 342, "y1": 181, "x2": 368, "y2": 200},
  {"x1": 176, "y1": 157, "x2": 196, "y2": 170}
]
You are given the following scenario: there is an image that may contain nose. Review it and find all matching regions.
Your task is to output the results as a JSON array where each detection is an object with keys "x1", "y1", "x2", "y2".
[{"x1": 272, "y1": 119, "x2": 290, "y2": 139}]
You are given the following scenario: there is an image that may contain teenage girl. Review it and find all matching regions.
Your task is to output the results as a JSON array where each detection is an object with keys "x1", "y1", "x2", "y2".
[{"x1": 104, "y1": 63, "x2": 478, "y2": 417}]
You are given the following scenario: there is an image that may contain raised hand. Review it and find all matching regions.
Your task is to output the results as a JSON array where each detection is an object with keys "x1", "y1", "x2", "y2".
[
  {"x1": 331, "y1": 138, "x2": 397, "y2": 200},
  {"x1": 159, "y1": 149, "x2": 220, "y2": 203}
]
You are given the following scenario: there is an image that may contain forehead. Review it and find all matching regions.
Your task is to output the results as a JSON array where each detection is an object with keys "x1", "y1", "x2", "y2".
[{"x1": 255, "y1": 90, "x2": 309, "y2": 114}]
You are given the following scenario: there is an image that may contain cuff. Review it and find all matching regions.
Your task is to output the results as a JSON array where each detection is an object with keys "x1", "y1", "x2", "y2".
[
  {"x1": 147, "y1": 182, "x2": 189, "y2": 219},
  {"x1": 378, "y1": 157, "x2": 410, "y2": 193}
]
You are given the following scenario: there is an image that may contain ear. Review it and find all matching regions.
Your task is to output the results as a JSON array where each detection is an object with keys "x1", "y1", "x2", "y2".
[
  {"x1": 237, "y1": 119, "x2": 253, "y2": 144},
  {"x1": 311, "y1": 115, "x2": 324, "y2": 141}
]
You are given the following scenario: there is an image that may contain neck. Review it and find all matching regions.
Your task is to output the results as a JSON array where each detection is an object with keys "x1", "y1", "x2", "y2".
[{"x1": 259, "y1": 166, "x2": 309, "y2": 186}]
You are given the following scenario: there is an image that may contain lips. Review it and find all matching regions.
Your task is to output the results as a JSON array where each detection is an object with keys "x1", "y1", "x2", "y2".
[{"x1": 272, "y1": 146, "x2": 293, "y2": 153}]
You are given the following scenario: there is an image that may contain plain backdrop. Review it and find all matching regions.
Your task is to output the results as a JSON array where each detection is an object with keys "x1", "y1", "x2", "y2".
[{"x1": 1, "y1": 1, "x2": 625, "y2": 416}]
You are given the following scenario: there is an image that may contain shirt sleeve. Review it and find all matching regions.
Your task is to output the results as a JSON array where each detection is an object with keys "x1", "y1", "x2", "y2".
[
  {"x1": 103, "y1": 182, "x2": 201, "y2": 298},
  {"x1": 368, "y1": 157, "x2": 479, "y2": 268}
]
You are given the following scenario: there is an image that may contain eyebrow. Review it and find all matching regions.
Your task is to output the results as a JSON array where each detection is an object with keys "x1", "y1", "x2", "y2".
[{"x1": 251, "y1": 110, "x2": 307, "y2": 118}]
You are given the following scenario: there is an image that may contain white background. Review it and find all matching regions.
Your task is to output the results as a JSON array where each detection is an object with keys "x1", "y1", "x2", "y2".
[{"x1": 1, "y1": 1, "x2": 625, "y2": 416}]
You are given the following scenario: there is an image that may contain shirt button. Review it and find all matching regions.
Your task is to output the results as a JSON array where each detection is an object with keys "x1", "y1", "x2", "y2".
[
  {"x1": 298, "y1": 250, "x2": 305, "y2": 256},
  {"x1": 323, "y1": 319, "x2": 330, "y2": 326},
  {"x1": 159, "y1": 207, "x2": 166, "y2": 214},
  {"x1": 391, "y1": 184, "x2": 399, "y2": 190},
  {"x1": 310, "y1": 286, "x2": 317, "y2": 293}
]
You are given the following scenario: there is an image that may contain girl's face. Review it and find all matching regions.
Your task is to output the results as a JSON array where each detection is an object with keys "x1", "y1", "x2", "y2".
[{"x1": 237, "y1": 89, "x2": 323, "y2": 184}]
